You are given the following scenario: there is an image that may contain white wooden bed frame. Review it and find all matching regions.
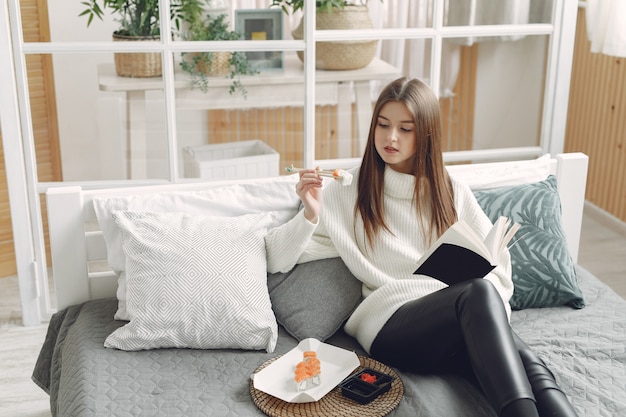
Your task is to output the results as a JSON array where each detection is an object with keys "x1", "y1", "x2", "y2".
[{"x1": 46, "y1": 152, "x2": 589, "y2": 312}]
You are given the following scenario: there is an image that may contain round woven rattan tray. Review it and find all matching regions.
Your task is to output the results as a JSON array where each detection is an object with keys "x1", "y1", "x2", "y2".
[{"x1": 250, "y1": 355, "x2": 404, "y2": 417}]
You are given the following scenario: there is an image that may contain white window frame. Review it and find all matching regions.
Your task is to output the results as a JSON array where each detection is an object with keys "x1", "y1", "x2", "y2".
[{"x1": 0, "y1": 0, "x2": 578, "y2": 325}]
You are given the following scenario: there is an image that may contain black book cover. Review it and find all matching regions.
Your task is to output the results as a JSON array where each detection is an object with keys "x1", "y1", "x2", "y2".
[{"x1": 413, "y1": 243, "x2": 496, "y2": 286}]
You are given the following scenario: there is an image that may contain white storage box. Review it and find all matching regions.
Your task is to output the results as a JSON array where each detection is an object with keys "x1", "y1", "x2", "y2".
[{"x1": 183, "y1": 140, "x2": 279, "y2": 180}]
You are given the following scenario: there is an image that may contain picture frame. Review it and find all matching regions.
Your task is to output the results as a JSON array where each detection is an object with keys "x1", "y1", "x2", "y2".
[{"x1": 235, "y1": 9, "x2": 283, "y2": 71}]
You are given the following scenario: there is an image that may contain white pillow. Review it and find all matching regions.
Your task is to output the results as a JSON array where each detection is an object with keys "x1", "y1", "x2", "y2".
[
  {"x1": 446, "y1": 154, "x2": 551, "y2": 190},
  {"x1": 104, "y1": 211, "x2": 278, "y2": 352},
  {"x1": 93, "y1": 175, "x2": 299, "y2": 320}
]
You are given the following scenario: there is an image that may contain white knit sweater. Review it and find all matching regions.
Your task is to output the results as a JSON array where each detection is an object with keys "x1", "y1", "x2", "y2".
[{"x1": 265, "y1": 166, "x2": 514, "y2": 353}]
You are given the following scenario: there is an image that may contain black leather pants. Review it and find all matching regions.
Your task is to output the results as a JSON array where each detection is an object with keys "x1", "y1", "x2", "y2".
[{"x1": 370, "y1": 279, "x2": 578, "y2": 417}]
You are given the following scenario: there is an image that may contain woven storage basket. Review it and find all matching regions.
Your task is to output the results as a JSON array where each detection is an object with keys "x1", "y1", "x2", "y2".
[
  {"x1": 112, "y1": 32, "x2": 162, "y2": 78},
  {"x1": 292, "y1": 5, "x2": 377, "y2": 71}
]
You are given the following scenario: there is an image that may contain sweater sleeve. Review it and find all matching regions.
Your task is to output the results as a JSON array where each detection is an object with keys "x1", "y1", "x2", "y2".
[
  {"x1": 265, "y1": 209, "x2": 316, "y2": 273},
  {"x1": 264, "y1": 209, "x2": 340, "y2": 273}
]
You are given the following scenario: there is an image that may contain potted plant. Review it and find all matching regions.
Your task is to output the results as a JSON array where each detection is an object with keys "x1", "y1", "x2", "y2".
[
  {"x1": 270, "y1": 0, "x2": 378, "y2": 70},
  {"x1": 79, "y1": 0, "x2": 204, "y2": 77},
  {"x1": 179, "y1": 13, "x2": 258, "y2": 96}
]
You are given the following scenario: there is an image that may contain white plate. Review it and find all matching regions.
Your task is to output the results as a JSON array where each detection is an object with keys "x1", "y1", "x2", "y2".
[{"x1": 252, "y1": 338, "x2": 360, "y2": 403}]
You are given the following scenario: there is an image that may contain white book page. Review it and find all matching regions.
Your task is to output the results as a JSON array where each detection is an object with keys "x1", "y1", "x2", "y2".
[
  {"x1": 484, "y1": 217, "x2": 508, "y2": 257},
  {"x1": 417, "y1": 220, "x2": 492, "y2": 267},
  {"x1": 484, "y1": 216, "x2": 521, "y2": 256}
]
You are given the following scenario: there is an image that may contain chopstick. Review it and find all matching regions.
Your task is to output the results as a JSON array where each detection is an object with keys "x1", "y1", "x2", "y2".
[
  {"x1": 284, "y1": 165, "x2": 339, "y2": 178},
  {"x1": 285, "y1": 165, "x2": 354, "y2": 186}
]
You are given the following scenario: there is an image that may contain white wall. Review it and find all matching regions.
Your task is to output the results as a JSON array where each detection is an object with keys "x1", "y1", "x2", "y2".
[
  {"x1": 49, "y1": 4, "x2": 115, "y2": 180},
  {"x1": 473, "y1": 35, "x2": 547, "y2": 150}
]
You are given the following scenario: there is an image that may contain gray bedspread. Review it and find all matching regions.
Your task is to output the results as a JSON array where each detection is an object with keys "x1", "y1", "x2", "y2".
[{"x1": 33, "y1": 266, "x2": 626, "y2": 416}]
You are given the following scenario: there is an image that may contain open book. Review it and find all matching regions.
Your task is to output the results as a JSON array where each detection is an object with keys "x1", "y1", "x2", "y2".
[{"x1": 413, "y1": 216, "x2": 520, "y2": 286}]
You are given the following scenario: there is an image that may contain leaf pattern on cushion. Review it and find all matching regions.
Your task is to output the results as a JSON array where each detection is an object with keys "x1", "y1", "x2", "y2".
[{"x1": 474, "y1": 176, "x2": 584, "y2": 310}]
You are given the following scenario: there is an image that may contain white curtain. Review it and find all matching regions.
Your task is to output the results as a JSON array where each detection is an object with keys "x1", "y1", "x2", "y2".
[
  {"x1": 368, "y1": 0, "x2": 460, "y2": 97},
  {"x1": 447, "y1": 0, "x2": 531, "y2": 44},
  {"x1": 369, "y1": 0, "x2": 432, "y2": 81},
  {"x1": 586, "y1": 0, "x2": 626, "y2": 58}
]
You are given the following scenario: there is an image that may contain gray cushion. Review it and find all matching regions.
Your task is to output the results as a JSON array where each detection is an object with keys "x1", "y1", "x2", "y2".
[
  {"x1": 474, "y1": 176, "x2": 585, "y2": 310},
  {"x1": 268, "y1": 258, "x2": 362, "y2": 342}
]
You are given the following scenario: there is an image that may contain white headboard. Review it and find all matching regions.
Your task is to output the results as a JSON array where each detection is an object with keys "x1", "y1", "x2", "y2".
[{"x1": 46, "y1": 153, "x2": 589, "y2": 311}]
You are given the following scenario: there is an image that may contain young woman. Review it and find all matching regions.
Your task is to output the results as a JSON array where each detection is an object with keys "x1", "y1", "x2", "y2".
[{"x1": 265, "y1": 77, "x2": 577, "y2": 417}]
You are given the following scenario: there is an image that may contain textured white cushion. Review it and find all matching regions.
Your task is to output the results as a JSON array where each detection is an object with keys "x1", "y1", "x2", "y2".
[
  {"x1": 446, "y1": 154, "x2": 551, "y2": 190},
  {"x1": 104, "y1": 211, "x2": 278, "y2": 352},
  {"x1": 92, "y1": 175, "x2": 300, "y2": 320}
]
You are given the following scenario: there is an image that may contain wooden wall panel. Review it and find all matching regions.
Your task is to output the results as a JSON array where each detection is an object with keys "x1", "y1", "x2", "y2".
[
  {"x1": 440, "y1": 44, "x2": 478, "y2": 153},
  {"x1": 565, "y1": 9, "x2": 626, "y2": 222},
  {"x1": 0, "y1": 0, "x2": 61, "y2": 278},
  {"x1": 0, "y1": 144, "x2": 16, "y2": 276}
]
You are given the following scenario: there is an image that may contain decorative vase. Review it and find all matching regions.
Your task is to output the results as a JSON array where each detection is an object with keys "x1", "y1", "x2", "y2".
[
  {"x1": 291, "y1": 5, "x2": 378, "y2": 71},
  {"x1": 112, "y1": 32, "x2": 162, "y2": 78}
]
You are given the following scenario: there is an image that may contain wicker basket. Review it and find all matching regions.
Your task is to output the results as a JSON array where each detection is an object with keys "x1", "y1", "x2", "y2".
[
  {"x1": 112, "y1": 32, "x2": 162, "y2": 78},
  {"x1": 191, "y1": 51, "x2": 232, "y2": 76},
  {"x1": 292, "y1": 5, "x2": 378, "y2": 71}
]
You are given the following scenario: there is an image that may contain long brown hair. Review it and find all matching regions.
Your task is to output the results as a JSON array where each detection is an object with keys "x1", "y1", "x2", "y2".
[{"x1": 355, "y1": 77, "x2": 457, "y2": 247}]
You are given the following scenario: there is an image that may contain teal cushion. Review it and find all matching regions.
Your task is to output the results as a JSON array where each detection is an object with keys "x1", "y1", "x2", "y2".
[{"x1": 473, "y1": 176, "x2": 585, "y2": 310}]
